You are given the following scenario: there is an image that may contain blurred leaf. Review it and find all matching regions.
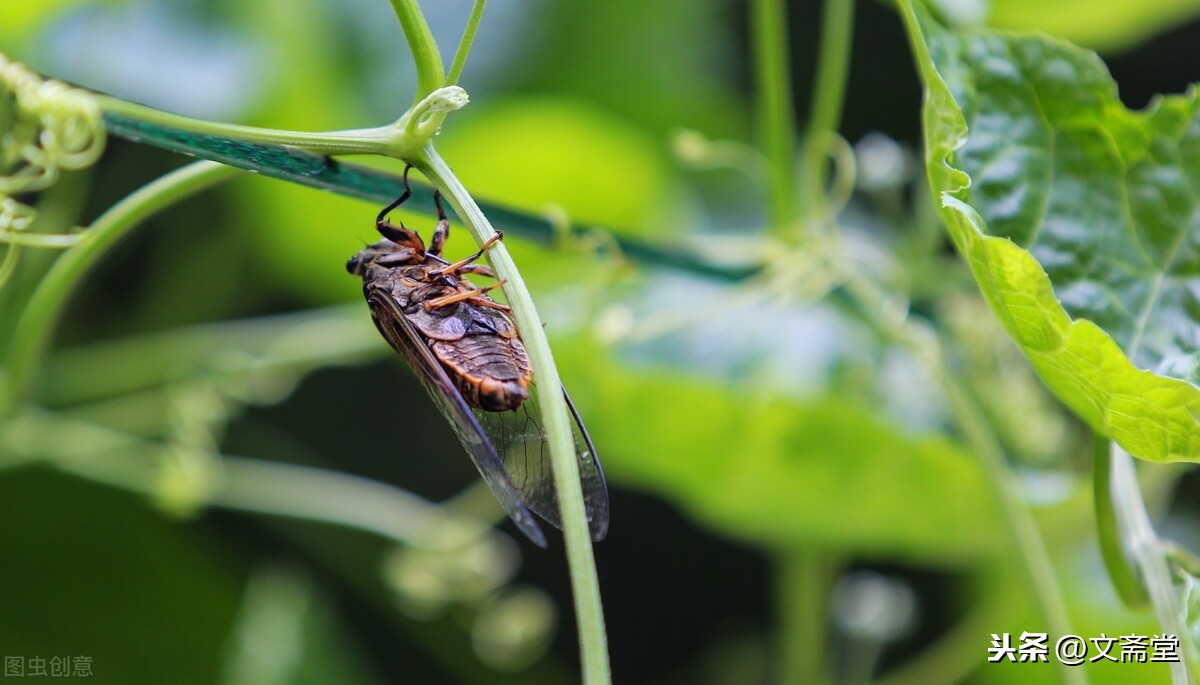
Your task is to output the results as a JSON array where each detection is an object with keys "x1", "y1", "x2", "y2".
[
  {"x1": 0, "y1": 0, "x2": 91, "y2": 47},
  {"x1": 901, "y1": 1, "x2": 1200, "y2": 463},
  {"x1": 0, "y1": 469, "x2": 241, "y2": 684},
  {"x1": 973, "y1": 564, "x2": 1174, "y2": 684},
  {"x1": 437, "y1": 98, "x2": 682, "y2": 241},
  {"x1": 986, "y1": 0, "x2": 1200, "y2": 53},
  {"x1": 512, "y1": 0, "x2": 748, "y2": 138},
  {"x1": 556, "y1": 339, "x2": 1006, "y2": 561},
  {"x1": 225, "y1": 0, "x2": 381, "y2": 303}
]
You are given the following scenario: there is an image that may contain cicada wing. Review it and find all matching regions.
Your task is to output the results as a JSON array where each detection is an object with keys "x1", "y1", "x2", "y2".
[
  {"x1": 365, "y1": 291, "x2": 549, "y2": 548},
  {"x1": 472, "y1": 384, "x2": 610, "y2": 542},
  {"x1": 564, "y1": 387, "x2": 610, "y2": 540}
]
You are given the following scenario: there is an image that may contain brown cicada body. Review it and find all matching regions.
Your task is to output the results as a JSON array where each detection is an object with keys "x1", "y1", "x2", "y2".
[{"x1": 347, "y1": 168, "x2": 609, "y2": 547}]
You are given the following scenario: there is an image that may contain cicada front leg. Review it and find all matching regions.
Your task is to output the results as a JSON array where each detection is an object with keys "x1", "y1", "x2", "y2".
[{"x1": 432, "y1": 232, "x2": 504, "y2": 279}]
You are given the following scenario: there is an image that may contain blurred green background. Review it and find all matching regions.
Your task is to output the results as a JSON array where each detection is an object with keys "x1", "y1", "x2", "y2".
[{"x1": 2, "y1": 1, "x2": 1200, "y2": 683}]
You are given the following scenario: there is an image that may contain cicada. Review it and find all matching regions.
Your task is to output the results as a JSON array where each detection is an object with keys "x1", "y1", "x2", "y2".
[{"x1": 346, "y1": 167, "x2": 609, "y2": 547}]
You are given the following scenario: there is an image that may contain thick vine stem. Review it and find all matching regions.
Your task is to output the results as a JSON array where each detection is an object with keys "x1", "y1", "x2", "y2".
[
  {"x1": 1093, "y1": 435, "x2": 1152, "y2": 608},
  {"x1": 414, "y1": 145, "x2": 612, "y2": 685},
  {"x1": 385, "y1": 0, "x2": 445, "y2": 103},
  {"x1": 1108, "y1": 444, "x2": 1199, "y2": 684},
  {"x1": 96, "y1": 84, "x2": 468, "y2": 165},
  {"x1": 99, "y1": 96, "x2": 400, "y2": 154},
  {"x1": 751, "y1": 0, "x2": 798, "y2": 233}
]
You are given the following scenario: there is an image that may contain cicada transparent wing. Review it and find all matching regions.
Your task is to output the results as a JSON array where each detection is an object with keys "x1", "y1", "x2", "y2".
[
  {"x1": 366, "y1": 290, "x2": 549, "y2": 547},
  {"x1": 366, "y1": 290, "x2": 610, "y2": 546},
  {"x1": 472, "y1": 385, "x2": 610, "y2": 542}
]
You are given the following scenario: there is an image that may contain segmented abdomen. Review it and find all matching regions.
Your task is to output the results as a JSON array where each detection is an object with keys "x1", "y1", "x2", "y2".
[{"x1": 431, "y1": 335, "x2": 532, "y2": 412}]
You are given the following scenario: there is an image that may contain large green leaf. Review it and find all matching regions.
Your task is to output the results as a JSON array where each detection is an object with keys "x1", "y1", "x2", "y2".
[
  {"x1": 985, "y1": 0, "x2": 1200, "y2": 53},
  {"x1": 555, "y1": 339, "x2": 1006, "y2": 561},
  {"x1": 900, "y1": 0, "x2": 1200, "y2": 463}
]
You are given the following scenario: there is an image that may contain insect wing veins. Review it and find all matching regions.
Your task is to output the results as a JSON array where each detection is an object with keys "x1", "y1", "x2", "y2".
[{"x1": 365, "y1": 288, "x2": 550, "y2": 548}]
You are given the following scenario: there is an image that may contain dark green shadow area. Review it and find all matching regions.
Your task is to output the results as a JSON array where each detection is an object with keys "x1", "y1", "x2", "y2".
[{"x1": 0, "y1": 468, "x2": 241, "y2": 684}]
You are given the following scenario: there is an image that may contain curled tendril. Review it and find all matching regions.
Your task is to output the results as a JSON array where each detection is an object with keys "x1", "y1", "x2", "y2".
[
  {"x1": 0, "y1": 195, "x2": 36, "y2": 232},
  {"x1": 397, "y1": 85, "x2": 469, "y2": 143},
  {"x1": 0, "y1": 55, "x2": 105, "y2": 288},
  {"x1": 1, "y1": 53, "x2": 106, "y2": 195},
  {"x1": 669, "y1": 128, "x2": 770, "y2": 186}
]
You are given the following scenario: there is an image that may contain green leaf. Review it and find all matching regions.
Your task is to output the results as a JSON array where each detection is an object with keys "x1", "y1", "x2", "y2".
[
  {"x1": 986, "y1": 0, "x2": 1200, "y2": 53},
  {"x1": 556, "y1": 340, "x2": 1006, "y2": 560},
  {"x1": 0, "y1": 0, "x2": 92, "y2": 47},
  {"x1": 899, "y1": 0, "x2": 1200, "y2": 463},
  {"x1": 436, "y1": 97, "x2": 681, "y2": 241}
]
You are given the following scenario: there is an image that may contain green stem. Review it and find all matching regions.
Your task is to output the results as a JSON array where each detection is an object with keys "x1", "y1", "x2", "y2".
[
  {"x1": 0, "y1": 410, "x2": 497, "y2": 549},
  {"x1": 105, "y1": 104, "x2": 758, "y2": 281},
  {"x1": 448, "y1": 1, "x2": 488, "y2": 85},
  {"x1": 1108, "y1": 444, "x2": 1198, "y2": 684},
  {"x1": 1093, "y1": 434, "x2": 1151, "y2": 608},
  {"x1": 839, "y1": 271, "x2": 1083, "y2": 685},
  {"x1": 386, "y1": 0, "x2": 446, "y2": 103},
  {"x1": 777, "y1": 552, "x2": 836, "y2": 685},
  {"x1": 751, "y1": 0, "x2": 798, "y2": 232},
  {"x1": 99, "y1": 96, "x2": 398, "y2": 154},
  {"x1": 940, "y1": 373, "x2": 1086, "y2": 685},
  {"x1": 213, "y1": 457, "x2": 456, "y2": 542},
  {"x1": 416, "y1": 145, "x2": 610, "y2": 685},
  {"x1": 1165, "y1": 540, "x2": 1200, "y2": 578},
  {"x1": 0, "y1": 161, "x2": 238, "y2": 417},
  {"x1": 40, "y1": 304, "x2": 380, "y2": 406},
  {"x1": 801, "y1": 0, "x2": 855, "y2": 222},
  {"x1": 0, "y1": 231, "x2": 85, "y2": 248}
]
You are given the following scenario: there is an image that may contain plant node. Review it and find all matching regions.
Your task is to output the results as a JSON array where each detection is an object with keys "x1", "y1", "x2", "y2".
[{"x1": 392, "y1": 86, "x2": 470, "y2": 157}]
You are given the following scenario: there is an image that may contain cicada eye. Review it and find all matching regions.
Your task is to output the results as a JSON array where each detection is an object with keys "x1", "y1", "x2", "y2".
[{"x1": 346, "y1": 253, "x2": 365, "y2": 275}]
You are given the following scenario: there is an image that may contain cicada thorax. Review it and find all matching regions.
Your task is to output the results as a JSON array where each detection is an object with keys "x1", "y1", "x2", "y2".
[{"x1": 377, "y1": 260, "x2": 533, "y2": 413}]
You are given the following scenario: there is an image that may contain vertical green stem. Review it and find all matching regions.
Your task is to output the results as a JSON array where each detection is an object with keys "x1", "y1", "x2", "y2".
[
  {"x1": 751, "y1": 0, "x2": 799, "y2": 232},
  {"x1": 416, "y1": 145, "x2": 610, "y2": 685},
  {"x1": 386, "y1": 0, "x2": 446, "y2": 103},
  {"x1": 839, "y1": 268, "x2": 1082, "y2": 684},
  {"x1": 448, "y1": 1, "x2": 488, "y2": 85},
  {"x1": 801, "y1": 0, "x2": 855, "y2": 222},
  {"x1": 1108, "y1": 445, "x2": 1198, "y2": 685},
  {"x1": 0, "y1": 161, "x2": 237, "y2": 418},
  {"x1": 1093, "y1": 435, "x2": 1151, "y2": 608},
  {"x1": 777, "y1": 552, "x2": 836, "y2": 685},
  {"x1": 939, "y1": 372, "x2": 1087, "y2": 685}
]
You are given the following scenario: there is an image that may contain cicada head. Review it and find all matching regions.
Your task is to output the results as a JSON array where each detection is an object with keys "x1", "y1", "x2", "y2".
[{"x1": 347, "y1": 240, "x2": 421, "y2": 276}]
